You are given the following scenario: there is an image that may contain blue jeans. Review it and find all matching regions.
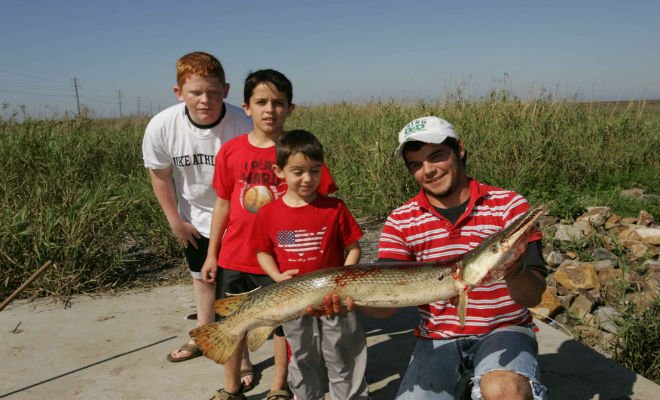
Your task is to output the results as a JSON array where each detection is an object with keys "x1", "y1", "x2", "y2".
[{"x1": 395, "y1": 325, "x2": 548, "y2": 400}]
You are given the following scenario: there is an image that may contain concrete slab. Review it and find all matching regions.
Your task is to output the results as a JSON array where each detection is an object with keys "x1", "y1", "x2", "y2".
[{"x1": 1, "y1": 284, "x2": 658, "y2": 399}]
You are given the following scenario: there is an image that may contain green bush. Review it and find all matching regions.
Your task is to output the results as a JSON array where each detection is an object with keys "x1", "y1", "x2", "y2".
[{"x1": 612, "y1": 299, "x2": 660, "y2": 383}]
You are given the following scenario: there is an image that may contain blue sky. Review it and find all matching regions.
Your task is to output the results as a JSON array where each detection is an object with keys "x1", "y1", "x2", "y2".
[{"x1": 1, "y1": 0, "x2": 658, "y2": 118}]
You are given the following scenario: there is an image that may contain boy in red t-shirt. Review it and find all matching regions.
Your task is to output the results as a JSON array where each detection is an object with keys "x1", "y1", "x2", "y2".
[
  {"x1": 200, "y1": 70, "x2": 336, "y2": 400},
  {"x1": 253, "y1": 130, "x2": 369, "y2": 400}
]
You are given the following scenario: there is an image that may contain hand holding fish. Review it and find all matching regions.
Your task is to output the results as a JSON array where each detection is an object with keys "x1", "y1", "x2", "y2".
[
  {"x1": 273, "y1": 268, "x2": 300, "y2": 283},
  {"x1": 307, "y1": 293, "x2": 400, "y2": 319},
  {"x1": 305, "y1": 293, "x2": 355, "y2": 317},
  {"x1": 504, "y1": 259, "x2": 547, "y2": 307}
]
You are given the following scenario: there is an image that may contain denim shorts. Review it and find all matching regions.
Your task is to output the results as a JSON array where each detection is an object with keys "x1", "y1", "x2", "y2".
[{"x1": 395, "y1": 325, "x2": 548, "y2": 400}]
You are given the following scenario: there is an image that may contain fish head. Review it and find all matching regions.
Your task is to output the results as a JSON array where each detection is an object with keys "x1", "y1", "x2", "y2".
[{"x1": 460, "y1": 206, "x2": 545, "y2": 286}]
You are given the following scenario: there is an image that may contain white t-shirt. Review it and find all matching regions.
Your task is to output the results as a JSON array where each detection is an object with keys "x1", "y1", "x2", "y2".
[{"x1": 142, "y1": 102, "x2": 252, "y2": 237}]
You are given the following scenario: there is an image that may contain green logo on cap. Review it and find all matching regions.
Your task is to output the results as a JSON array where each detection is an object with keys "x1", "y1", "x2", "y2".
[{"x1": 403, "y1": 119, "x2": 427, "y2": 137}]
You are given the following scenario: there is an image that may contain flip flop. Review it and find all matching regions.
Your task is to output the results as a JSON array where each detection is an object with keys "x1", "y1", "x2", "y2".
[{"x1": 166, "y1": 342, "x2": 202, "y2": 363}]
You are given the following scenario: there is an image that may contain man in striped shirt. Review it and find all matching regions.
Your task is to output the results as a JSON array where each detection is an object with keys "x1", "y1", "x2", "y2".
[{"x1": 314, "y1": 116, "x2": 549, "y2": 400}]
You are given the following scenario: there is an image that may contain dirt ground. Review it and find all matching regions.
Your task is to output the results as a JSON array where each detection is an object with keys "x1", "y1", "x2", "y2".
[{"x1": 1, "y1": 283, "x2": 659, "y2": 400}]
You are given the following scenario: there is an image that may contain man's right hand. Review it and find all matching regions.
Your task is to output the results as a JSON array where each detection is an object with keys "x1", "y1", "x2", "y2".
[
  {"x1": 306, "y1": 293, "x2": 398, "y2": 319},
  {"x1": 305, "y1": 293, "x2": 355, "y2": 317}
]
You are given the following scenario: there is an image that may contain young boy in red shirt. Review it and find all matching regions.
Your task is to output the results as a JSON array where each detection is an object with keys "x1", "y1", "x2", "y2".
[
  {"x1": 200, "y1": 71, "x2": 336, "y2": 400},
  {"x1": 253, "y1": 130, "x2": 369, "y2": 400}
]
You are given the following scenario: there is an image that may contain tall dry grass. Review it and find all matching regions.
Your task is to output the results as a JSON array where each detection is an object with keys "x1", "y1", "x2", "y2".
[
  {"x1": 1, "y1": 94, "x2": 659, "y2": 300},
  {"x1": 289, "y1": 93, "x2": 660, "y2": 219}
]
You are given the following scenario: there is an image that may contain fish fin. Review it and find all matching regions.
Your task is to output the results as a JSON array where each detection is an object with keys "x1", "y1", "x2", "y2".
[
  {"x1": 246, "y1": 326, "x2": 275, "y2": 352},
  {"x1": 213, "y1": 294, "x2": 248, "y2": 317},
  {"x1": 189, "y1": 323, "x2": 240, "y2": 364},
  {"x1": 458, "y1": 290, "x2": 469, "y2": 327}
]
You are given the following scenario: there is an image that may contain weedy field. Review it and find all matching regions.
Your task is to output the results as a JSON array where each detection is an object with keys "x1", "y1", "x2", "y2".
[
  {"x1": 2, "y1": 93, "x2": 658, "y2": 298},
  {"x1": 1, "y1": 94, "x2": 659, "y2": 382}
]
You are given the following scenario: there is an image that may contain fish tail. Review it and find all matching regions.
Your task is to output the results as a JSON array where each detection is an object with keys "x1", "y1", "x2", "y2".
[
  {"x1": 213, "y1": 294, "x2": 248, "y2": 317},
  {"x1": 190, "y1": 323, "x2": 240, "y2": 364}
]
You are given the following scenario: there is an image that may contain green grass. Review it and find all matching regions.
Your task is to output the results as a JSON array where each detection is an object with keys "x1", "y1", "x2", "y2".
[
  {"x1": 0, "y1": 116, "x2": 180, "y2": 299},
  {"x1": 289, "y1": 94, "x2": 660, "y2": 219},
  {"x1": 1, "y1": 94, "x2": 659, "y2": 300},
  {"x1": 612, "y1": 298, "x2": 660, "y2": 382}
]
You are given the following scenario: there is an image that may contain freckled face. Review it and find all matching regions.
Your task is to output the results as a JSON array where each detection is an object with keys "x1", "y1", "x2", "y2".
[{"x1": 174, "y1": 74, "x2": 228, "y2": 125}]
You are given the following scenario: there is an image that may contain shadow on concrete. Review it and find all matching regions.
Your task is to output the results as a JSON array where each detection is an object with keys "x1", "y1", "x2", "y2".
[
  {"x1": 360, "y1": 307, "x2": 418, "y2": 400},
  {"x1": 540, "y1": 339, "x2": 636, "y2": 400}
]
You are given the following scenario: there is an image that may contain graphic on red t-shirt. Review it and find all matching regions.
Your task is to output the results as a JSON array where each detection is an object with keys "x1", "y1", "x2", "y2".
[
  {"x1": 254, "y1": 196, "x2": 362, "y2": 275},
  {"x1": 277, "y1": 227, "x2": 328, "y2": 256},
  {"x1": 241, "y1": 183, "x2": 283, "y2": 213}
]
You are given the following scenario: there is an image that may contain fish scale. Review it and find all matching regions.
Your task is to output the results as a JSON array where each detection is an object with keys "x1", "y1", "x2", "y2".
[{"x1": 191, "y1": 206, "x2": 545, "y2": 364}]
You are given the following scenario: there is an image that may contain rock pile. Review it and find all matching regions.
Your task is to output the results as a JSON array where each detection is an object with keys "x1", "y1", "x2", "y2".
[{"x1": 531, "y1": 200, "x2": 660, "y2": 356}]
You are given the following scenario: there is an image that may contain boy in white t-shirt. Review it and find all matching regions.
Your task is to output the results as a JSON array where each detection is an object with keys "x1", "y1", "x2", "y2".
[{"x1": 141, "y1": 52, "x2": 254, "y2": 379}]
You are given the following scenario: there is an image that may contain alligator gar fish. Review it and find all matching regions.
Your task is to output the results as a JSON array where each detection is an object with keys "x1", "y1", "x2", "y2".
[{"x1": 190, "y1": 206, "x2": 545, "y2": 364}]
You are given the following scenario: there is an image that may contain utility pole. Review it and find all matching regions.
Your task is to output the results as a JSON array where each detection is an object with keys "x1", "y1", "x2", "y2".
[
  {"x1": 118, "y1": 90, "x2": 123, "y2": 118},
  {"x1": 137, "y1": 97, "x2": 141, "y2": 117},
  {"x1": 73, "y1": 77, "x2": 81, "y2": 117}
]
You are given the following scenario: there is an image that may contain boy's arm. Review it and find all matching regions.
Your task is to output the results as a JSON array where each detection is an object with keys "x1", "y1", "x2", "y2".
[
  {"x1": 343, "y1": 242, "x2": 361, "y2": 266},
  {"x1": 200, "y1": 197, "x2": 230, "y2": 283},
  {"x1": 256, "y1": 252, "x2": 299, "y2": 283},
  {"x1": 148, "y1": 168, "x2": 200, "y2": 249}
]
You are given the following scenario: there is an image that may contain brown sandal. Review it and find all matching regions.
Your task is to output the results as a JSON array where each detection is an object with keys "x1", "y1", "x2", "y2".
[
  {"x1": 210, "y1": 389, "x2": 247, "y2": 400},
  {"x1": 240, "y1": 368, "x2": 257, "y2": 392},
  {"x1": 265, "y1": 388, "x2": 293, "y2": 400},
  {"x1": 166, "y1": 342, "x2": 202, "y2": 362}
]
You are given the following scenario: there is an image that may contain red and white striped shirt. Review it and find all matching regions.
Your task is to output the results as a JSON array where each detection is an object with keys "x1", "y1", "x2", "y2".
[{"x1": 378, "y1": 178, "x2": 543, "y2": 339}]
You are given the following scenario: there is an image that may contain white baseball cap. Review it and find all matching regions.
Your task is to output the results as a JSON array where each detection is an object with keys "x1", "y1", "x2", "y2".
[{"x1": 395, "y1": 116, "x2": 459, "y2": 156}]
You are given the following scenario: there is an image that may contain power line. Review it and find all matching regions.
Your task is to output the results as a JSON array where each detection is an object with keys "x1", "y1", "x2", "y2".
[
  {"x1": 0, "y1": 77, "x2": 71, "y2": 92},
  {"x1": 0, "y1": 66, "x2": 71, "y2": 86},
  {"x1": 0, "y1": 88, "x2": 74, "y2": 97}
]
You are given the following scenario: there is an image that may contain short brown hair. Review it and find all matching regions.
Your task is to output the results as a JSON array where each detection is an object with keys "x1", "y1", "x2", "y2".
[
  {"x1": 176, "y1": 51, "x2": 226, "y2": 87},
  {"x1": 276, "y1": 130, "x2": 324, "y2": 168}
]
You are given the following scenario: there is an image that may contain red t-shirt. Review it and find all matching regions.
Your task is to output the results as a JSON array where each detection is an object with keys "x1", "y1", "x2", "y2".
[
  {"x1": 253, "y1": 195, "x2": 363, "y2": 275},
  {"x1": 378, "y1": 178, "x2": 543, "y2": 339},
  {"x1": 213, "y1": 134, "x2": 337, "y2": 274}
]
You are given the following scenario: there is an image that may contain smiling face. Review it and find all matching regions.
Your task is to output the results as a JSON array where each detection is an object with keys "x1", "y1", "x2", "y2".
[
  {"x1": 242, "y1": 83, "x2": 294, "y2": 137},
  {"x1": 403, "y1": 142, "x2": 469, "y2": 208},
  {"x1": 275, "y1": 153, "x2": 323, "y2": 204},
  {"x1": 174, "y1": 74, "x2": 228, "y2": 125}
]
